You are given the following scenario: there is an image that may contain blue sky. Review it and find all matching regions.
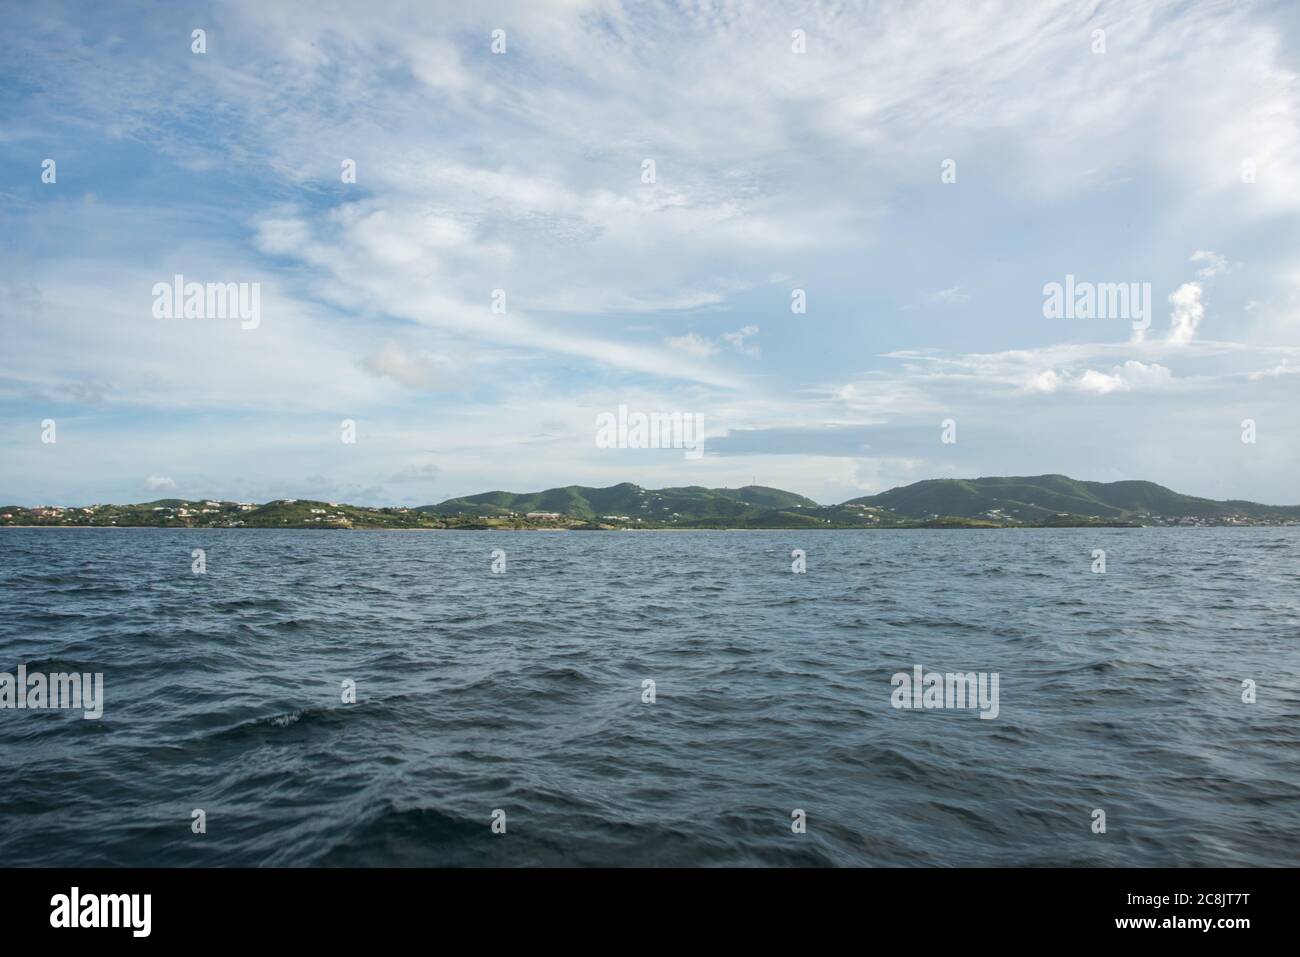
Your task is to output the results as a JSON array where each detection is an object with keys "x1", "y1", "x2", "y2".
[{"x1": 2, "y1": 0, "x2": 1299, "y2": 507}]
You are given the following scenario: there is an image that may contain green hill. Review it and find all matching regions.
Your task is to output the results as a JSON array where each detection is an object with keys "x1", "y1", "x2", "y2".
[
  {"x1": 843, "y1": 474, "x2": 1300, "y2": 523},
  {"x1": 425, "y1": 474, "x2": 1300, "y2": 526},
  {"x1": 419, "y1": 483, "x2": 820, "y2": 523}
]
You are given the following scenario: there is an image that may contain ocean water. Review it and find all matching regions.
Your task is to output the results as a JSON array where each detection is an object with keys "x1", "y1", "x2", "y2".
[{"x1": 0, "y1": 526, "x2": 1297, "y2": 867}]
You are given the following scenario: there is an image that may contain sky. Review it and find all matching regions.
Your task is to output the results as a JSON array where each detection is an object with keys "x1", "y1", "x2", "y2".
[{"x1": 1, "y1": 0, "x2": 1299, "y2": 507}]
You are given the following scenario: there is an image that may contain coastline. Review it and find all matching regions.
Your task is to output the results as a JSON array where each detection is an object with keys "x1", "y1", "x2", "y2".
[{"x1": 1, "y1": 523, "x2": 1247, "y2": 532}]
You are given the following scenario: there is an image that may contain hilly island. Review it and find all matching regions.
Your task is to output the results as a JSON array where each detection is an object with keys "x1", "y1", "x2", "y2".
[{"x1": 3, "y1": 475, "x2": 1298, "y2": 530}]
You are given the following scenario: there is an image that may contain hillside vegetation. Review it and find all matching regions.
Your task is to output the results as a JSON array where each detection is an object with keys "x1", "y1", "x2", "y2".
[{"x1": 4, "y1": 475, "x2": 1296, "y2": 529}]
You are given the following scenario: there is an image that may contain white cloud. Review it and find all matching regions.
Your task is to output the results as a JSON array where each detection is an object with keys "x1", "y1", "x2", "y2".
[
  {"x1": 1248, "y1": 359, "x2": 1299, "y2": 380},
  {"x1": 928, "y1": 287, "x2": 970, "y2": 305},
  {"x1": 145, "y1": 475, "x2": 176, "y2": 490},
  {"x1": 665, "y1": 333, "x2": 719, "y2": 359},
  {"x1": 1076, "y1": 361, "x2": 1174, "y2": 394},
  {"x1": 666, "y1": 326, "x2": 760, "y2": 360},
  {"x1": 852, "y1": 457, "x2": 925, "y2": 493},
  {"x1": 1190, "y1": 250, "x2": 1228, "y2": 278},
  {"x1": 1023, "y1": 369, "x2": 1062, "y2": 393},
  {"x1": 360, "y1": 343, "x2": 466, "y2": 392},
  {"x1": 250, "y1": 205, "x2": 743, "y2": 389},
  {"x1": 720, "y1": 325, "x2": 761, "y2": 358},
  {"x1": 1168, "y1": 282, "x2": 1205, "y2": 346}
]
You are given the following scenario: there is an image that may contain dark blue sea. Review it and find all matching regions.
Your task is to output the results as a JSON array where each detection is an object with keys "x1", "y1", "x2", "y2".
[{"x1": 1, "y1": 527, "x2": 1297, "y2": 867}]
